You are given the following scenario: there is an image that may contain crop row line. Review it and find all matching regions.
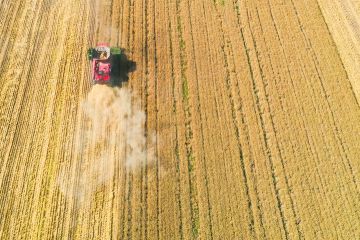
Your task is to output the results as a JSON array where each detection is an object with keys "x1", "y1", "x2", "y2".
[
  {"x1": 22, "y1": 1, "x2": 81, "y2": 237},
  {"x1": 263, "y1": 0, "x2": 334, "y2": 221},
  {"x1": 165, "y1": 0, "x2": 185, "y2": 238},
  {"x1": 185, "y1": 0, "x2": 216, "y2": 238},
  {"x1": 241, "y1": 27, "x2": 290, "y2": 240},
  {"x1": 39, "y1": 2, "x2": 83, "y2": 238},
  {"x1": 116, "y1": 0, "x2": 129, "y2": 237},
  {"x1": 0, "y1": 0, "x2": 29, "y2": 158},
  {"x1": 0, "y1": 2, "x2": 49, "y2": 235},
  {"x1": 141, "y1": 0, "x2": 152, "y2": 237},
  {"x1": 202, "y1": 2, "x2": 243, "y2": 237},
  {"x1": 35, "y1": 3, "x2": 76, "y2": 236},
  {"x1": 107, "y1": 0, "x2": 121, "y2": 236},
  {"x1": 250, "y1": 3, "x2": 306, "y2": 238},
  {"x1": 247, "y1": 3, "x2": 305, "y2": 238},
  {"x1": 190, "y1": 1, "x2": 222, "y2": 239},
  {"x1": 231, "y1": 1, "x2": 291, "y2": 238},
  {"x1": 213, "y1": 1, "x2": 258, "y2": 238},
  {"x1": 225, "y1": 1, "x2": 269, "y2": 238},
  {"x1": 175, "y1": 0, "x2": 201, "y2": 238},
  {"x1": 71, "y1": 2, "x2": 98, "y2": 237},
  {"x1": 257, "y1": 2, "x2": 355, "y2": 232},
  {"x1": 0, "y1": 0, "x2": 23, "y2": 69}
]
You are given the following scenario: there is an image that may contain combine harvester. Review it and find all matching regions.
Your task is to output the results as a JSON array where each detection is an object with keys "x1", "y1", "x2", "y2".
[{"x1": 87, "y1": 43, "x2": 123, "y2": 85}]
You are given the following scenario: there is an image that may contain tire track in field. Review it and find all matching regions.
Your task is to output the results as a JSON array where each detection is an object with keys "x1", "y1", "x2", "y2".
[
  {"x1": 122, "y1": 0, "x2": 134, "y2": 237},
  {"x1": 0, "y1": 0, "x2": 19, "y2": 42},
  {"x1": 229, "y1": 5, "x2": 270, "y2": 239},
  {"x1": 197, "y1": 4, "x2": 223, "y2": 239},
  {"x1": 79, "y1": 1, "x2": 105, "y2": 237},
  {"x1": 73, "y1": 1, "x2": 98, "y2": 236},
  {"x1": 109, "y1": 0, "x2": 119, "y2": 46},
  {"x1": 110, "y1": 0, "x2": 128, "y2": 238},
  {"x1": 119, "y1": 171, "x2": 128, "y2": 240},
  {"x1": 126, "y1": 172, "x2": 133, "y2": 239},
  {"x1": 131, "y1": 0, "x2": 147, "y2": 238},
  {"x1": 223, "y1": 2, "x2": 268, "y2": 238},
  {"x1": 212, "y1": 2, "x2": 258, "y2": 238},
  {"x1": 237, "y1": 1, "x2": 310, "y2": 238},
  {"x1": 108, "y1": 0, "x2": 121, "y2": 237},
  {"x1": 175, "y1": 0, "x2": 201, "y2": 237},
  {"x1": 165, "y1": 0, "x2": 184, "y2": 237},
  {"x1": 183, "y1": 0, "x2": 216, "y2": 238},
  {"x1": 129, "y1": 1, "x2": 149, "y2": 239},
  {"x1": 128, "y1": 1, "x2": 143, "y2": 238},
  {"x1": 200, "y1": 1, "x2": 256, "y2": 237},
  {"x1": 253, "y1": 6, "x2": 325, "y2": 237},
  {"x1": 243, "y1": 0, "x2": 354, "y2": 237},
  {"x1": 152, "y1": 0, "x2": 160, "y2": 237},
  {"x1": 136, "y1": 0, "x2": 148, "y2": 237},
  {"x1": 244, "y1": 5, "x2": 303, "y2": 239},
  {"x1": 233, "y1": 2, "x2": 291, "y2": 233},
  {"x1": 257, "y1": 3, "x2": 343, "y2": 233},
  {"x1": 136, "y1": 1, "x2": 160, "y2": 238},
  {"x1": 97, "y1": 1, "x2": 116, "y2": 237},
  {"x1": 142, "y1": 0, "x2": 150, "y2": 237},
  {"x1": 119, "y1": 0, "x2": 130, "y2": 232},
  {"x1": 118, "y1": 0, "x2": 125, "y2": 45},
  {"x1": 126, "y1": 0, "x2": 132, "y2": 48}
]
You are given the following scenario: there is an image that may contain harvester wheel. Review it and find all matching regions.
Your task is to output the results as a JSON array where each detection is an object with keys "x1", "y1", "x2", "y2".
[
  {"x1": 87, "y1": 48, "x2": 94, "y2": 60},
  {"x1": 128, "y1": 61, "x2": 136, "y2": 72}
]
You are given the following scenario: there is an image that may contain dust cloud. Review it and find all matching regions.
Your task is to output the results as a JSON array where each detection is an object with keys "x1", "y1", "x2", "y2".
[{"x1": 57, "y1": 85, "x2": 155, "y2": 203}]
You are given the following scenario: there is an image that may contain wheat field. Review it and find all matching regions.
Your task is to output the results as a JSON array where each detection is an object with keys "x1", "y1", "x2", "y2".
[{"x1": 0, "y1": 0, "x2": 359, "y2": 239}]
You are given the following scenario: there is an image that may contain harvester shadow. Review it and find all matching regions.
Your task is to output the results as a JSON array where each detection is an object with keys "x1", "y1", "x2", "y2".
[{"x1": 111, "y1": 50, "x2": 137, "y2": 87}]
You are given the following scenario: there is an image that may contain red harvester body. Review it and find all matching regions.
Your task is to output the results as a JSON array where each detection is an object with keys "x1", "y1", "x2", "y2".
[{"x1": 87, "y1": 43, "x2": 122, "y2": 85}]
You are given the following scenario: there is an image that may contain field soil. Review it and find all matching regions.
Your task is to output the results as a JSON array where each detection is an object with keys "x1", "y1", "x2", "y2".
[{"x1": 0, "y1": 0, "x2": 359, "y2": 239}]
